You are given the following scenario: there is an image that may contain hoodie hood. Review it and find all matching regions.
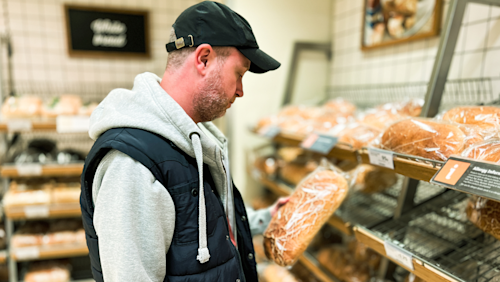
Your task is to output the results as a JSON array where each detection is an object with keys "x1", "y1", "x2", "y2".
[{"x1": 89, "y1": 72, "x2": 233, "y2": 264}]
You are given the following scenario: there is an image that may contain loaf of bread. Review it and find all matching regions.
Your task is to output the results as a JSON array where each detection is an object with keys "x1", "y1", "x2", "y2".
[
  {"x1": 264, "y1": 162, "x2": 348, "y2": 266},
  {"x1": 380, "y1": 118, "x2": 466, "y2": 161},
  {"x1": 351, "y1": 164, "x2": 398, "y2": 194},
  {"x1": 279, "y1": 161, "x2": 317, "y2": 186},
  {"x1": 1, "y1": 96, "x2": 43, "y2": 118},
  {"x1": 443, "y1": 106, "x2": 500, "y2": 128},
  {"x1": 359, "y1": 110, "x2": 407, "y2": 130},
  {"x1": 338, "y1": 123, "x2": 382, "y2": 149},
  {"x1": 462, "y1": 138, "x2": 500, "y2": 163},
  {"x1": 466, "y1": 196, "x2": 500, "y2": 240},
  {"x1": 376, "y1": 98, "x2": 424, "y2": 117},
  {"x1": 262, "y1": 264, "x2": 299, "y2": 282}
]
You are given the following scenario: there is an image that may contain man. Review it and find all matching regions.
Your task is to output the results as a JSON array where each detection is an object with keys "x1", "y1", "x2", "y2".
[{"x1": 80, "y1": 1, "x2": 283, "y2": 281}]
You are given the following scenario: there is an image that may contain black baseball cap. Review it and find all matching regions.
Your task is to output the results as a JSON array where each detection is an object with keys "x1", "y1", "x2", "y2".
[{"x1": 165, "y1": 1, "x2": 281, "y2": 74}]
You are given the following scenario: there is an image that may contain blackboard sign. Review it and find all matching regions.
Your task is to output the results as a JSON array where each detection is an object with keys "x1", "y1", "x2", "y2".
[{"x1": 64, "y1": 5, "x2": 150, "y2": 58}]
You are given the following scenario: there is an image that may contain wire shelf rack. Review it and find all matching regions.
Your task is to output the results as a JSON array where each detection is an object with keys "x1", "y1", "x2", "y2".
[{"x1": 371, "y1": 190, "x2": 500, "y2": 282}]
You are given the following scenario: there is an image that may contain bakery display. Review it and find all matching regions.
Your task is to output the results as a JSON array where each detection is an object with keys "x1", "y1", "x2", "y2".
[
  {"x1": 462, "y1": 138, "x2": 500, "y2": 163},
  {"x1": 24, "y1": 260, "x2": 71, "y2": 282},
  {"x1": 1, "y1": 96, "x2": 43, "y2": 119},
  {"x1": 11, "y1": 219, "x2": 85, "y2": 248},
  {"x1": 442, "y1": 106, "x2": 500, "y2": 128},
  {"x1": 3, "y1": 181, "x2": 81, "y2": 208},
  {"x1": 279, "y1": 161, "x2": 318, "y2": 186},
  {"x1": 262, "y1": 264, "x2": 300, "y2": 282},
  {"x1": 263, "y1": 160, "x2": 348, "y2": 266},
  {"x1": 466, "y1": 196, "x2": 500, "y2": 240},
  {"x1": 337, "y1": 123, "x2": 382, "y2": 149},
  {"x1": 41, "y1": 95, "x2": 83, "y2": 118},
  {"x1": 380, "y1": 118, "x2": 466, "y2": 161}
]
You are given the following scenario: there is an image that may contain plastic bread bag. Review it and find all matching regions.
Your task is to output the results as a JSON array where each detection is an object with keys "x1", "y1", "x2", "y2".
[
  {"x1": 466, "y1": 195, "x2": 500, "y2": 240},
  {"x1": 442, "y1": 106, "x2": 500, "y2": 128},
  {"x1": 379, "y1": 118, "x2": 467, "y2": 161},
  {"x1": 349, "y1": 164, "x2": 398, "y2": 194},
  {"x1": 336, "y1": 123, "x2": 383, "y2": 150},
  {"x1": 357, "y1": 108, "x2": 408, "y2": 130},
  {"x1": 461, "y1": 138, "x2": 500, "y2": 163},
  {"x1": 263, "y1": 159, "x2": 349, "y2": 266},
  {"x1": 375, "y1": 98, "x2": 424, "y2": 117},
  {"x1": 322, "y1": 98, "x2": 357, "y2": 115}
]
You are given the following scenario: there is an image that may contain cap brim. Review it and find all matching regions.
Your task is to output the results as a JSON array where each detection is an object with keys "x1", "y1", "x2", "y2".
[{"x1": 238, "y1": 48, "x2": 281, "y2": 74}]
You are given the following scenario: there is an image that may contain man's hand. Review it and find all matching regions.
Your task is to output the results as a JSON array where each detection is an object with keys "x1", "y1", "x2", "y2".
[{"x1": 270, "y1": 197, "x2": 290, "y2": 217}]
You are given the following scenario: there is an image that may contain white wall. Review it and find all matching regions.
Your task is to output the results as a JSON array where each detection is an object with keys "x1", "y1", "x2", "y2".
[{"x1": 227, "y1": 0, "x2": 333, "y2": 200}]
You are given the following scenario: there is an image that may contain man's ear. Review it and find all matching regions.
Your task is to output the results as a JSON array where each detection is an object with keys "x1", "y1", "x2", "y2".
[{"x1": 194, "y1": 44, "x2": 215, "y2": 76}]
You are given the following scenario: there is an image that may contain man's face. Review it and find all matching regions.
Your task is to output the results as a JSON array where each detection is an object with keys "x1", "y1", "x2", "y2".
[{"x1": 194, "y1": 48, "x2": 251, "y2": 122}]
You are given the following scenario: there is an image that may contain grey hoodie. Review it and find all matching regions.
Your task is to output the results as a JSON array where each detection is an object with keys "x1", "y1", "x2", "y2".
[{"x1": 89, "y1": 72, "x2": 271, "y2": 281}]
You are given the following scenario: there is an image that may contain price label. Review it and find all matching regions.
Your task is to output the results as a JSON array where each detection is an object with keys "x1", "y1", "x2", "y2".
[
  {"x1": 56, "y1": 116, "x2": 90, "y2": 133},
  {"x1": 14, "y1": 247, "x2": 40, "y2": 260},
  {"x1": 384, "y1": 240, "x2": 414, "y2": 270},
  {"x1": 368, "y1": 148, "x2": 394, "y2": 169},
  {"x1": 258, "y1": 126, "x2": 280, "y2": 139},
  {"x1": 24, "y1": 205, "x2": 50, "y2": 218},
  {"x1": 301, "y1": 133, "x2": 338, "y2": 155},
  {"x1": 16, "y1": 164, "x2": 42, "y2": 176},
  {"x1": 7, "y1": 119, "x2": 32, "y2": 132}
]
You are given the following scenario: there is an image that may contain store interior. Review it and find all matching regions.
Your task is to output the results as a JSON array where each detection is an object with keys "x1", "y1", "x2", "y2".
[{"x1": 0, "y1": 0, "x2": 500, "y2": 281}]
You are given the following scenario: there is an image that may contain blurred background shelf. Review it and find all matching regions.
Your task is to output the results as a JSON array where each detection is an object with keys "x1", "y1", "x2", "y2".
[
  {"x1": 1, "y1": 163, "x2": 84, "y2": 178},
  {"x1": 11, "y1": 243, "x2": 88, "y2": 262}
]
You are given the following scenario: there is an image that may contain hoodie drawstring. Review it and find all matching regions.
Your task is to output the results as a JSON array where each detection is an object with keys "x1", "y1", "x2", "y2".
[{"x1": 190, "y1": 133, "x2": 210, "y2": 264}]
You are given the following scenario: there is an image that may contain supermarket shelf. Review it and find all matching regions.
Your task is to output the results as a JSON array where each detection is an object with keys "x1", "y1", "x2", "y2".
[
  {"x1": 11, "y1": 243, "x2": 88, "y2": 262},
  {"x1": 354, "y1": 190, "x2": 500, "y2": 282},
  {"x1": 298, "y1": 252, "x2": 342, "y2": 282},
  {"x1": 354, "y1": 226, "x2": 460, "y2": 282},
  {"x1": 1, "y1": 163, "x2": 84, "y2": 178},
  {"x1": 5, "y1": 202, "x2": 81, "y2": 220},
  {"x1": 0, "y1": 116, "x2": 90, "y2": 133},
  {"x1": 0, "y1": 121, "x2": 57, "y2": 132},
  {"x1": 358, "y1": 149, "x2": 441, "y2": 182}
]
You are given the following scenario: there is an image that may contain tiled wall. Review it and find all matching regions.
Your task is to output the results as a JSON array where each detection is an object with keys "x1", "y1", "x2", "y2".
[
  {"x1": 330, "y1": 0, "x2": 500, "y2": 93},
  {"x1": 0, "y1": 0, "x2": 202, "y2": 100}
]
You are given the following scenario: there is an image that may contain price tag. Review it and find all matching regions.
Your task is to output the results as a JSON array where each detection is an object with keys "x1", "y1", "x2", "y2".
[
  {"x1": 56, "y1": 116, "x2": 90, "y2": 133},
  {"x1": 300, "y1": 133, "x2": 338, "y2": 155},
  {"x1": 384, "y1": 240, "x2": 414, "y2": 270},
  {"x1": 258, "y1": 126, "x2": 280, "y2": 139},
  {"x1": 14, "y1": 247, "x2": 40, "y2": 260},
  {"x1": 7, "y1": 119, "x2": 32, "y2": 132},
  {"x1": 431, "y1": 156, "x2": 500, "y2": 201},
  {"x1": 368, "y1": 148, "x2": 394, "y2": 169},
  {"x1": 15, "y1": 164, "x2": 42, "y2": 176},
  {"x1": 24, "y1": 205, "x2": 50, "y2": 218}
]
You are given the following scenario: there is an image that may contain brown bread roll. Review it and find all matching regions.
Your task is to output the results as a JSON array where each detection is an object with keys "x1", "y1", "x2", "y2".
[
  {"x1": 380, "y1": 118, "x2": 466, "y2": 161},
  {"x1": 351, "y1": 164, "x2": 398, "y2": 194},
  {"x1": 443, "y1": 106, "x2": 500, "y2": 128},
  {"x1": 466, "y1": 196, "x2": 500, "y2": 240},
  {"x1": 338, "y1": 124, "x2": 382, "y2": 149},
  {"x1": 264, "y1": 163, "x2": 348, "y2": 266},
  {"x1": 462, "y1": 138, "x2": 500, "y2": 163}
]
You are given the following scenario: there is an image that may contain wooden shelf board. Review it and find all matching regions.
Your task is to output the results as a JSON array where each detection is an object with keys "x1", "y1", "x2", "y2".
[
  {"x1": 11, "y1": 243, "x2": 88, "y2": 261},
  {"x1": 1, "y1": 163, "x2": 84, "y2": 178},
  {"x1": 5, "y1": 202, "x2": 81, "y2": 220},
  {"x1": 298, "y1": 252, "x2": 341, "y2": 282},
  {"x1": 354, "y1": 226, "x2": 460, "y2": 282},
  {"x1": 358, "y1": 151, "x2": 439, "y2": 182}
]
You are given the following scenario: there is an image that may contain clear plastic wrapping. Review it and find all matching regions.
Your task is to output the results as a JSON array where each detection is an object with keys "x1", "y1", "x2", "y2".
[
  {"x1": 466, "y1": 195, "x2": 500, "y2": 240},
  {"x1": 442, "y1": 106, "x2": 500, "y2": 128},
  {"x1": 337, "y1": 123, "x2": 382, "y2": 149},
  {"x1": 379, "y1": 118, "x2": 466, "y2": 161},
  {"x1": 376, "y1": 98, "x2": 424, "y2": 117},
  {"x1": 358, "y1": 109, "x2": 407, "y2": 130},
  {"x1": 323, "y1": 98, "x2": 357, "y2": 115},
  {"x1": 263, "y1": 159, "x2": 349, "y2": 266},
  {"x1": 25, "y1": 260, "x2": 71, "y2": 282},
  {"x1": 350, "y1": 164, "x2": 398, "y2": 194},
  {"x1": 462, "y1": 138, "x2": 500, "y2": 163}
]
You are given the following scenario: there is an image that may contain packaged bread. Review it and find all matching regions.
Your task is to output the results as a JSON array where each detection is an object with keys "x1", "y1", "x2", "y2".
[
  {"x1": 376, "y1": 98, "x2": 424, "y2": 117},
  {"x1": 462, "y1": 138, "x2": 500, "y2": 163},
  {"x1": 3, "y1": 181, "x2": 51, "y2": 207},
  {"x1": 277, "y1": 147, "x2": 305, "y2": 163},
  {"x1": 351, "y1": 164, "x2": 398, "y2": 194},
  {"x1": 358, "y1": 109, "x2": 407, "y2": 130},
  {"x1": 466, "y1": 196, "x2": 500, "y2": 240},
  {"x1": 41, "y1": 95, "x2": 83, "y2": 118},
  {"x1": 337, "y1": 123, "x2": 382, "y2": 149},
  {"x1": 380, "y1": 118, "x2": 466, "y2": 161},
  {"x1": 347, "y1": 239, "x2": 381, "y2": 271},
  {"x1": 25, "y1": 260, "x2": 71, "y2": 282},
  {"x1": 1, "y1": 96, "x2": 43, "y2": 118},
  {"x1": 323, "y1": 98, "x2": 356, "y2": 115},
  {"x1": 317, "y1": 245, "x2": 371, "y2": 282},
  {"x1": 442, "y1": 106, "x2": 500, "y2": 128},
  {"x1": 262, "y1": 264, "x2": 300, "y2": 282},
  {"x1": 11, "y1": 222, "x2": 49, "y2": 247},
  {"x1": 254, "y1": 156, "x2": 278, "y2": 177},
  {"x1": 264, "y1": 160, "x2": 349, "y2": 266},
  {"x1": 279, "y1": 161, "x2": 318, "y2": 186}
]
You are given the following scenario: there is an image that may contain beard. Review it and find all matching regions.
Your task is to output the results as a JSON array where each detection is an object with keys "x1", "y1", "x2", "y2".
[{"x1": 193, "y1": 66, "x2": 231, "y2": 122}]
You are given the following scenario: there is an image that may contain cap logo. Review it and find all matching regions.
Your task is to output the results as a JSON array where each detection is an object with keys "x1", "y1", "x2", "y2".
[{"x1": 175, "y1": 37, "x2": 185, "y2": 49}]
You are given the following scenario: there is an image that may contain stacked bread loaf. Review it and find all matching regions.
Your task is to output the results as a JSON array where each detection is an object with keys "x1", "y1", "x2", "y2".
[{"x1": 466, "y1": 196, "x2": 500, "y2": 240}]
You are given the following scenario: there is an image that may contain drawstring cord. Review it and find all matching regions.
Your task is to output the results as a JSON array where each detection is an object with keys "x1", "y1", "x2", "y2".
[{"x1": 190, "y1": 132, "x2": 210, "y2": 264}]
